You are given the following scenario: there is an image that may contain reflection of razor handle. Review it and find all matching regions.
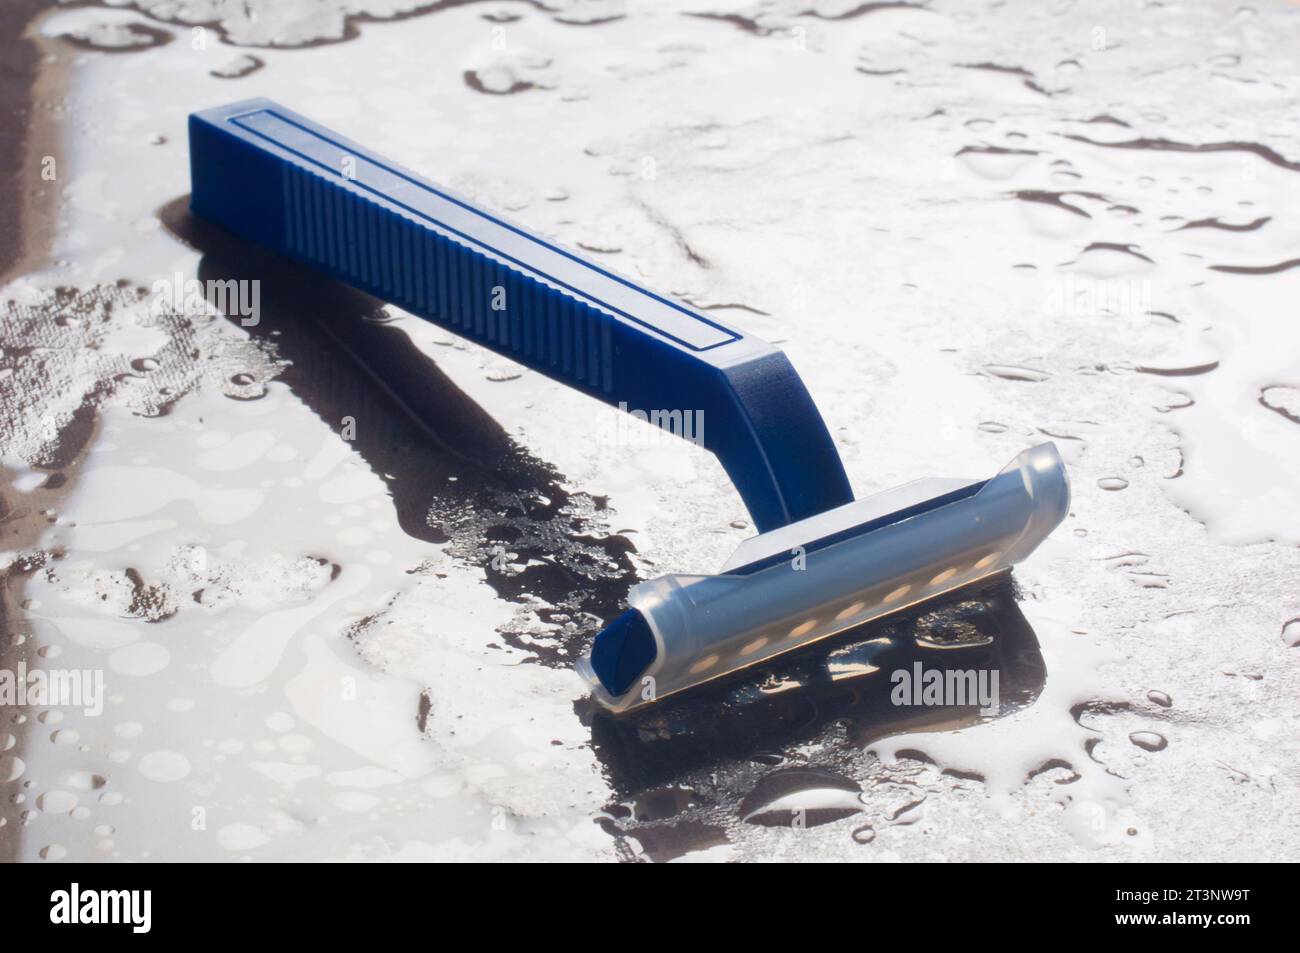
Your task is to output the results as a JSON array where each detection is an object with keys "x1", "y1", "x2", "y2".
[{"x1": 189, "y1": 99, "x2": 853, "y2": 532}]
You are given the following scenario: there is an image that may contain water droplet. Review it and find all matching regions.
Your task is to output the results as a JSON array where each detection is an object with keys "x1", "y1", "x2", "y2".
[
  {"x1": 888, "y1": 798, "x2": 927, "y2": 825},
  {"x1": 64, "y1": 771, "x2": 107, "y2": 791},
  {"x1": 216, "y1": 823, "x2": 272, "y2": 851},
  {"x1": 1129, "y1": 730, "x2": 1167, "y2": 751},
  {"x1": 983, "y1": 363, "x2": 1052, "y2": 383},
  {"x1": 1260, "y1": 385, "x2": 1300, "y2": 425},
  {"x1": 0, "y1": 754, "x2": 25, "y2": 781},
  {"x1": 138, "y1": 750, "x2": 191, "y2": 783},
  {"x1": 1098, "y1": 477, "x2": 1129, "y2": 491},
  {"x1": 739, "y1": 768, "x2": 863, "y2": 828},
  {"x1": 210, "y1": 54, "x2": 264, "y2": 80},
  {"x1": 1146, "y1": 690, "x2": 1172, "y2": 707},
  {"x1": 113, "y1": 721, "x2": 144, "y2": 739},
  {"x1": 36, "y1": 790, "x2": 78, "y2": 813},
  {"x1": 1282, "y1": 619, "x2": 1300, "y2": 647},
  {"x1": 851, "y1": 825, "x2": 876, "y2": 844}
]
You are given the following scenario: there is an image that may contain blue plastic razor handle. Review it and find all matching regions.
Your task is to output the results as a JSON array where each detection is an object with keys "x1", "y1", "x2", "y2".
[{"x1": 187, "y1": 99, "x2": 854, "y2": 533}]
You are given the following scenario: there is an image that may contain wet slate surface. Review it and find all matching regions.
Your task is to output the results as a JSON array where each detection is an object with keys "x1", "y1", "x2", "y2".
[{"x1": 0, "y1": 0, "x2": 1298, "y2": 861}]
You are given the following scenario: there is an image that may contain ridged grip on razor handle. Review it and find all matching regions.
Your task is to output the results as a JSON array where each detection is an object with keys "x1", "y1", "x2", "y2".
[{"x1": 188, "y1": 99, "x2": 854, "y2": 532}]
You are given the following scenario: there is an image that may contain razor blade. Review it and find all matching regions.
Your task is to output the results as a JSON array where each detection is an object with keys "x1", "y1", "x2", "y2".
[
  {"x1": 578, "y1": 444, "x2": 1067, "y2": 712},
  {"x1": 187, "y1": 99, "x2": 1070, "y2": 714}
]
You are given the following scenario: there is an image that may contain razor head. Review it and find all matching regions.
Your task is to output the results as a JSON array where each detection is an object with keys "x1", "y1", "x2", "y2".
[{"x1": 577, "y1": 443, "x2": 1069, "y2": 713}]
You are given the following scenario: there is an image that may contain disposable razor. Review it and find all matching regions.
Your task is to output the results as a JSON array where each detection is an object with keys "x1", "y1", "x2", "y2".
[{"x1": 187, "y1": 99, "x2": 1070, "y2": 714}]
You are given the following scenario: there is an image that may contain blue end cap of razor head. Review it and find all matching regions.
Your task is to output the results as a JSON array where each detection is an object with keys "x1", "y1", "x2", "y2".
[{"x1": 590, "y1": 609, "x2": 658, "y2": 697}]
